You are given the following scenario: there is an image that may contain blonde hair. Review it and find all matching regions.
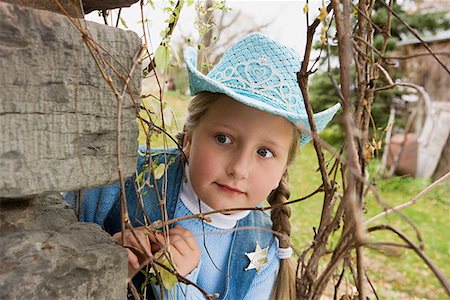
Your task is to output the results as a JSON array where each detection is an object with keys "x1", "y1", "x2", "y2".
[
  {"x1": 178, "y1": 91, "x2": 298, "y2": 300},
  {"x1": 176, "y1": 92, "x2": 218, "y2": 147},
  {"x1": 268, "y1": 173, "x2": 297, "y2": 300}
]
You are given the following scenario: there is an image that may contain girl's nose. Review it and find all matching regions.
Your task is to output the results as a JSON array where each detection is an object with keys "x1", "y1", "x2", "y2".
[{"x1": 226, "y1": 149, "x2": 252, "y2": 179}]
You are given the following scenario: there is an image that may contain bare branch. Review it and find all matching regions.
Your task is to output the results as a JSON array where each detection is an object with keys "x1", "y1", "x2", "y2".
[
  {"x1": 384, "y1": 51, "x2": 450, "y2": 60},
  {"x1": 366, "y1": 172, "x2": 450, "y2": 224},
  {"x1": 367, "y1": 225, "x2": 450, "y2": 296},
  {"x1": 377, "y1": 0, "x2": 450, "y2": 75},
  {"x1": 146, "y1": 185, "x2": 325, "y2": 230},
  {"x1": 144, "y1": 0, "x2": 183, "y2": 73}
]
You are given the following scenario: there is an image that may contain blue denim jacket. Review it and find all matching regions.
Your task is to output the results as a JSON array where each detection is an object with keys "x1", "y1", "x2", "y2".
[{"x1": 66, "y1": 147, "x2": 276, "y2": 299}]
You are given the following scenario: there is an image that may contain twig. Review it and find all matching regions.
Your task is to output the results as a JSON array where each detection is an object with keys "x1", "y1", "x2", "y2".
[
  {"x1": 144, "y1": 0, "x2": 183, "y2": 73},
  {"x1": 374, "y1": 82, "x2": 432, "y2": 118},
  {"x1": 353, "y1": 35, "x2": 383, "y2": 59},
  {"x1": 374, "y1": 63, "x2": 394, "y2": 85},
  {"x1": 116, "y1": 8, "x2": 122, "y2": 28},
  {"x1": 147, "y1": 184, "x2": 325, "y2": 230},
  {"x1": 333, "y1": 262, "x2": 346, "y2": 300},
  {"x1": 384, "y1": 107, "x2": 417, "y2": 178},
  {"x1": 128, "y1": 282, "x2": 142, "y2": 300},
  {"x1": 365, "y1": 241, "x2": 412, "y2": 250},
  {"x1": 356, "y1": 247, "x2": 365, "y2": 298},
  {"x1": 326, "y1": 29, "x2": 345, "y2": 102},
  {"x1": 384, "y1": 51, "x2": 450, "y2": 60},
  {"x1": 352, "y1": 3, "x2": 383, "y2": 34},
  {"x1": 115, "y1": 46, "x2": 145, "y2": 243},
  {"x1": 313, "y1": 228, "x2": 356, "y2": 298},
  {"x1": 331, "y1": 1, "x2": 367, "y2": 299},
  {"x1": 365, "y1": 171, "x2": 450, "y2": 224},
  {"x1": 139, "y1": 112, "x2": 183, "y2": 150},
  {"x1": 298, "y1": 2, "x2": 333, "y2": 193},
  {"x1": 76, "y1": 190, "x2": 82, "y2": 222},
  {"x1": 379, "y1": 106, "x2": 396, "y2": 174},
  {"x1": 377, "y1": 0, "x2": 393, "y2": 59},
  {"x1": 365, "y1": 270, "x2": 380, "y2": 300},
  {"x1": 367, "y1": 225, "x2": 450, "y2": 296},
  {"x1": 120, "y1": 46, "x2": 145, "y2": 97},
  {"x1": 152, "y1": 256, "x2": 218, "y2": 299},
  {"x1": 378, "y1": 0, "x2": 450, "y2": 75}
]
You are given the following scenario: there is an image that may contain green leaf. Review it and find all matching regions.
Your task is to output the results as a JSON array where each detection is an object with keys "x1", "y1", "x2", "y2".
[
  {"x1": 162, "y1": 106, "x2": 174, "y2": 127},
  {"x1": 120, "y1": 17, "x2": 128, "y2": 28},
  {"x1": 187, "y1": 0, "x2": 194, "y2": 6},
  {"x1": 153, "y1": 163, "x2": 166, "y2": 180},
  {"x1": 136, "y1": 171, "x2": 144, "y2": 186},
  {"x1": 138, "y1": 148, "x2": 146, "y2": 157},
  {"x1": 136, "y1": 164, "x2": 149, "y2": 186},
  {"x1": 154, "y1": 45, "x2": 170, "y2": 73},
  {"x1": 147, "y1": 0, "x2": 155, "y2": 9},
  {"x1": 157, "y1": 254, "x2": 178, "y2": 290}
]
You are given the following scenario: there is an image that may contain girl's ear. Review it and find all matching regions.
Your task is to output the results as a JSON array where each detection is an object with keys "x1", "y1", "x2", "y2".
[{"x1": 182, "y1": 132, "x2": 192, "y2": 159}]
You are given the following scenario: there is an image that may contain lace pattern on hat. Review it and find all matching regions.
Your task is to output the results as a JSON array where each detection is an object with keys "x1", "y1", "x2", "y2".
[{"x1": 209, "y1": 56, "x2": 304, "y2": 112}]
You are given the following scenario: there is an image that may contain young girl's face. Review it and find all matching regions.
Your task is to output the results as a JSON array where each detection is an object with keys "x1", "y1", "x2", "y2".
[{"x1": 183, "y1": 94, "x2": 295, "y2": 210}]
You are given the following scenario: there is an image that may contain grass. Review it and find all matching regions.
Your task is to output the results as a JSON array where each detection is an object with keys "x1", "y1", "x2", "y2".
[
  {"x1": 289, "y1": 145, "x2": 449, "y2": 299},
  {"x1": 140, "y1": 92, "x2": 449, "y2": 299}
]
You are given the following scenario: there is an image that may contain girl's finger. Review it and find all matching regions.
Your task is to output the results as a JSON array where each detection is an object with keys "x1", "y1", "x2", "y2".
[
  {"x1": 170, "y1": 225, "x2": 199, "y2": 252},
  {"x1": 154, "y1": 232, "x2": 173, "y2": 256},
  {"x1": 126, "y1": 228, "x2": 152, "y2": 255},
  {"x1": 154, "y1": 232, "x2": 184, "y2": 263},
  {"x1": 146, "y1": 230, "x2": 163, "y2": 253},
  {"x1": 127, "y1": 248, "x2": 141, "y2": 270},
  {"x1": 135, "y1": 231, "x2": 152, "y2": 256},
  {"x1": 169, "y1": 232, "x2": 191, "y2": 256}
]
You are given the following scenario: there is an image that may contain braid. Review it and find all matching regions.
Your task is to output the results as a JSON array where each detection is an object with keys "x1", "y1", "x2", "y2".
[
  {"x1": 268, "y1": 173, "x2": 292, "y2": 247},
  {"x1": 269, "y1": 172, "x2": 296, "y2": 300}
]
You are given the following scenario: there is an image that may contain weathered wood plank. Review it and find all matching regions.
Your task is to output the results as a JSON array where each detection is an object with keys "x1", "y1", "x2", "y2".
[
  {"x1": 83, "y1": 0, "x2": 140, "y2": 14},
  {"x1": 0, "y1": 2, "x2": 142, "y2": 198},
  {"x1": 0, "y1": 0, "x2": 83, "y2": 17},
  {"x1": 417, "y1": 102, "x2": 450, "y2": 178}
]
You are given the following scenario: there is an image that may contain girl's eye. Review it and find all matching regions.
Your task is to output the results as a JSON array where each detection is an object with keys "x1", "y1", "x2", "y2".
[
  {"x1": 257, "y1": 148, "x2": 274, "y2": 158},
  {"x1": 216, "y1": 134, "x2": 232, "y2": 144}
]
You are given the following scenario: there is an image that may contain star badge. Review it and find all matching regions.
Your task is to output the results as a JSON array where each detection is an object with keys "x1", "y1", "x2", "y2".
[{"x1": 245, "y1": 242, "x2": 269, "y2": 272}]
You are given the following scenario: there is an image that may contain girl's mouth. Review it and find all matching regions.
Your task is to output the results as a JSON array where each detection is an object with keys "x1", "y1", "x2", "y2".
[{"x1": 215, "y1": 183, "x2": 244, "y2": 195}]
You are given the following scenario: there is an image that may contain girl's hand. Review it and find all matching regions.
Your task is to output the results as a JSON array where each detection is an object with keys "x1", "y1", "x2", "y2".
[
  {"x1": 112, "y1": 226, "x2": 160, "y2": 279},
  {"x1": 155, "y1": 225, "x2": 201, "y2": 277}
]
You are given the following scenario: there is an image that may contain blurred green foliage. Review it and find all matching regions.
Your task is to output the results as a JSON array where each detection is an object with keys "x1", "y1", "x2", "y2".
[{"x1": 309, "y1": 3, "x2": 450, "y2": 145}]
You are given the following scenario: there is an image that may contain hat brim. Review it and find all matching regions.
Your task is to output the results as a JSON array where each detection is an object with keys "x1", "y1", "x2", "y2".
[{"x1": 184, "y1": 46, "x2": 341, "y2": 146}]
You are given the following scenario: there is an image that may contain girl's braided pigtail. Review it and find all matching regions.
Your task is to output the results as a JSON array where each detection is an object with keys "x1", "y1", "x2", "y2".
[{"x1": 268, "y1": 172, "x2": 296, "y2": 300}]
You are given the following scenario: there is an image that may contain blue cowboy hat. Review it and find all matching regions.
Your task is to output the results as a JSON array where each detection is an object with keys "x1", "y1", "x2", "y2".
[{"x1": 184, "y1": 32, "x2": 341, "y2": 146}]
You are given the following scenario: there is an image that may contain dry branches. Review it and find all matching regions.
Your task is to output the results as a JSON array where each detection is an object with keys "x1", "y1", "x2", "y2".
[
  {"x1": 59, "y1": 0, "x2": 449, "y2": 299},
  {"x1": 295, "y1": 0, "x2": 449, "y2": 299}
]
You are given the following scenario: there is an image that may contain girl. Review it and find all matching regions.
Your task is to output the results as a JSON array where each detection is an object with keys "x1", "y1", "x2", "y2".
[{"x1": 66, "y1": 33, "x2": 340, "y2": 299}]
